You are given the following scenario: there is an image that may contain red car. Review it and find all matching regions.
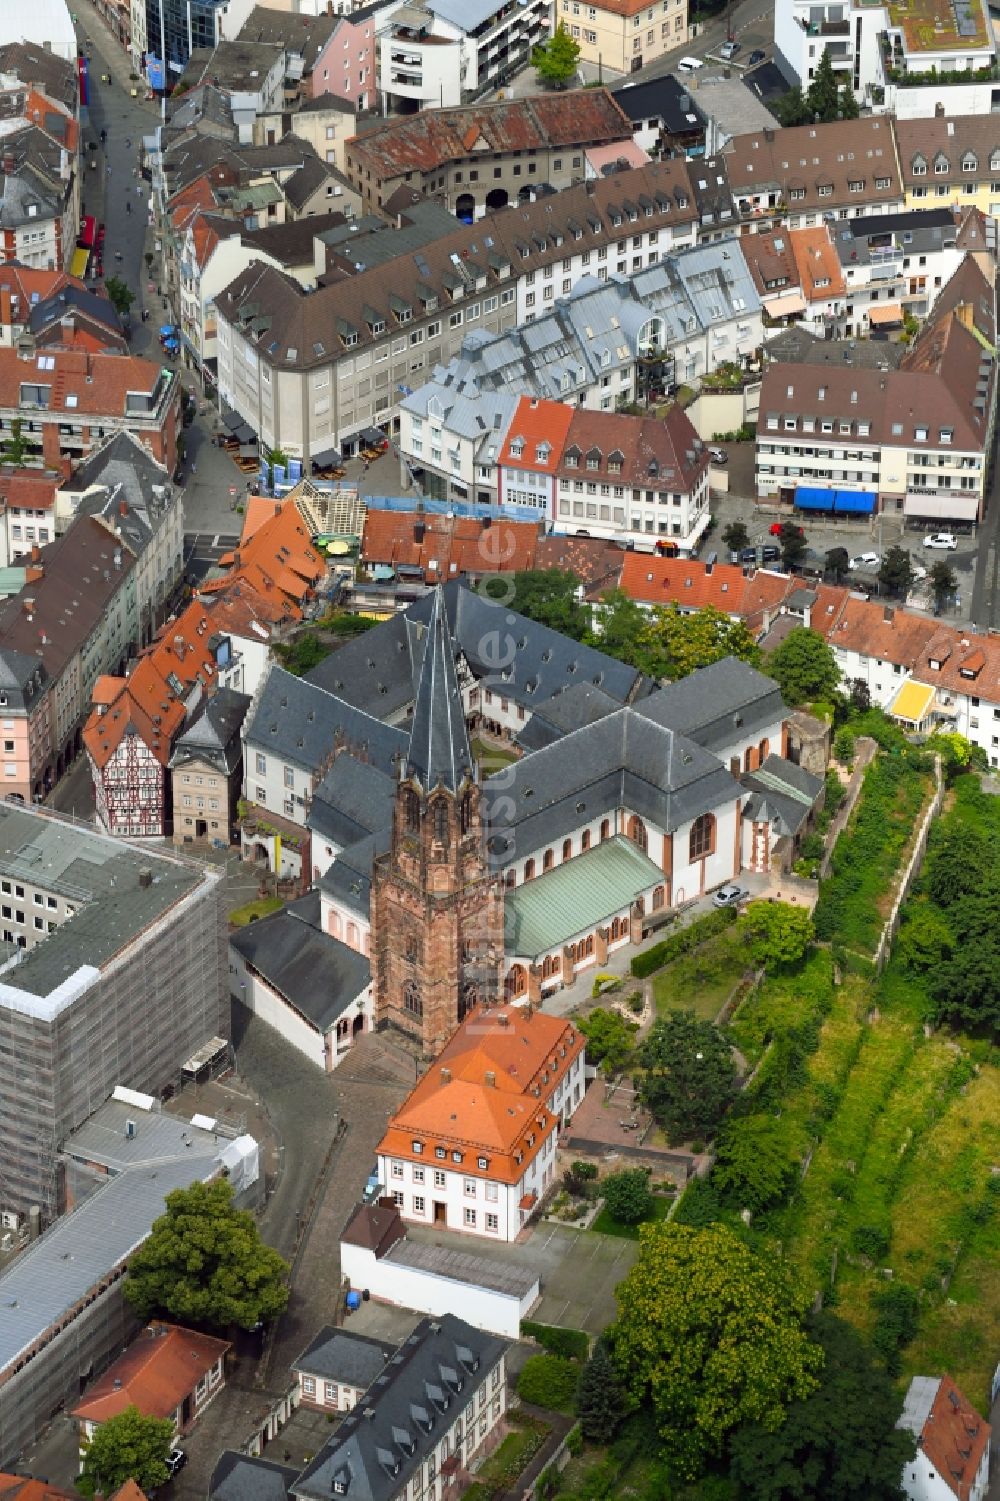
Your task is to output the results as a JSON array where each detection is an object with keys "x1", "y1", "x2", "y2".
[{"x1": 769, "y1": 522, "x2": 805, "y2": 537}]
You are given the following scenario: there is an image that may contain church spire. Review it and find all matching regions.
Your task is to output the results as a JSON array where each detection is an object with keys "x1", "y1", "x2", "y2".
[{"x1": 407, "y1": 587, "x2": 473, "y2": 793}]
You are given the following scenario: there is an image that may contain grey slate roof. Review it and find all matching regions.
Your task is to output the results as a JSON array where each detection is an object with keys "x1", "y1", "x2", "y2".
[
  {"x1": 318, "y1": 831, "x2": 387, "y2": 921},
  {"x1": 230, "y1": 891, "x2": 369, "y2": 1033},
  {"x1": 0, "y1": 646, "x2": 48, "y2": 714},
  {"x1": 65, "y1": 430, "x2": 173, "y2": 527},
  {"x1": 406, "y1": 587, "x2": 472, "y2": 793},
  {"x1": 293, "y1": 1326, "x2": 395, "y2": 1387},
  {"x1": 633, "y1": 656, "x2": 786, "y2": 754},
  {"x1": 484, "y1": 709, "x2": 741, "y2": 867},
  {"x1": 245, "y1": 665, "x2": 408, "y2": 777},
  {"x1": 211, "y1": 1452, "x2": 298, "y2": 1501},
  {"x1": 291, "y1": 1315, "x2": 507, "y2": 1501},
  {"x1": 308, "y1": 756, "x2": 396, "y2": 850},
  {"x1": 516, "y1": 681, "x2": 621, "y2": 752},
  {"x1": 63, "y1": 1096, "x2": 231, "y2": 1175},
  {"x1": 29, "y1": 284, "x2": 124, "y2": 340},
  {"x1": 171, "y1": 687, "x2": 250, "y2": 775},
  {"x1": 610, "y1": 75, "x2": 706, "y2": 135},
  {"x1": 740, "y1": 753, "x2": 823, "y2": 837}
]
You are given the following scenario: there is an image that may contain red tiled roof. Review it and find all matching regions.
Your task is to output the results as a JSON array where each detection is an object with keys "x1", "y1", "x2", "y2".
[
  {"x1": 789, "y1": 225, "x2": 845, "y2": 302},
  {"x1": 0, "y1": 1477, "x2": 80, "y2": 1499},
  {"x1": 558, "y1": 404, "x2": 708, "y2": 493},
  {"x1": 72, "y1": 1323, "x2": 230, "y2": 1425},
  {"x1": 0, "y1": 468, "x2": 58, "y2": 512},
  {"x1": 209, "y1": 499, "x2": 324, "y2": 617},
  {"x1": 499, "y1": 396, "x2": 575, "y2": 475},
  {"x1": 378, "y1": 1006, "x2": 585, "y2": 1187},
  {"x1": 361, "y1": 509, "x2": 540, "y2": 582},
  {"x1": 619, "y1": 553, "x2": 792, "y2": 624},
  {"x1": 0, "y1": 347, "x2": 169, "y2": 419},
  {"x1": 349, "y1": 91, "x2": 631, "y2": 179},
  {"x1": 920, "y1": 1376, "x2": 990, "y2": 1501}
]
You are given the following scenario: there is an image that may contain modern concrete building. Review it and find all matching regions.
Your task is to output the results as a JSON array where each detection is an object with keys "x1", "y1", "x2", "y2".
[{"x1": 0, "y1": 803, "x2": 227, "y2": 1223}]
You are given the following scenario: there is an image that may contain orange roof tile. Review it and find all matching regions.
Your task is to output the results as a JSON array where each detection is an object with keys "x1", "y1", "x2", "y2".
[
  {"x1": 619, "y1": 553, "x2": 792, "y2": 625},
  {"x1": 361, "y1": 509, "x2": 540, "y2": 582},
  {"x1": 240, "y1": 495, "x2": 283, "y2": 543},
  {"x1": 72, "y1": 1323, "x2": 230, "y2": 1425},
  {"x1": 0, "y1": 347, "x2": 169, "y2": 419},
  {"x1": 0, "y1": 1477, "x2": 80, "y2": 1499},
  {"x1": 789, "y1": 226, "x2": 846, "y2": 302},
  {"x1": 499, "y1": 396, "x2": 575, "y2": 475},
  {"x1": 0, "y1": 469, "x2": 58, "y2": 512},
  {"x1": 920, "y1": 1376, "x2": 990, "y2": 1501},
  {"x1": 378, "y1": 1007, "x2": 585, "y2": 1186},
  {"x1": 208, "y1": 499, "x2": 324, "y2": 615}
]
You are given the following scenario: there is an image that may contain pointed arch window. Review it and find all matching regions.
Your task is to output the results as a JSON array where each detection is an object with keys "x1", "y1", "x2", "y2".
[
  {"x1": 404, "y1": 788, "x2": 420, "y2": 831},
  {"x1": 433, "y1": 798, "x2": 449, "y2": 844},
  {"x1": 404, "y1": 981, "x2": 423, "y2": 1018}
]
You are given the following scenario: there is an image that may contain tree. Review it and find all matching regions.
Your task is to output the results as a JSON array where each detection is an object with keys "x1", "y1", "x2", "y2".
[
  {"x1": 124, "y1": 1178, "x2": 290, "y2": 1330},
  {"x1": 77, "y1": 1406, "x2": 174, "y2": 1499},
  {"x1": 870, "y1": 1282, "x2": 920, "y2": 1376},
  {"x1": 596, "y1": 590, "x2": 653, "y2": 670},
  {"x1": 877, "y1": 546, "x2": 913, "y2": 598},
  {"x1": 493, "y1": 569, "x2": 589, "y2": 640},
  {"x1": 767, "y1": 627, "x2": 840, "y2": 706},
  {"x1": 638, "y1": 602, "x2": 760, "y2": 682},
  {"x1": 739, "y1": 901, "x2": 814, "y2": 969},
  {"x1": 0, "y1": 417, "x2": 34, "y2": 467},
  {"x1": 824, "y1": 547, "x2": 850, "y2": 584},
  {"x1": 727, "y1": 1311, "x2": 913, "y2": 1501},
  {"x1": 929, "y1": 560, "x2": 958, "y2": 613},
  {"x1": 926, "y1": 730, "x2": 984, "y2": 779},
  {"x1": 637, "y1": 1011, "x2": 737, "y2": 1144},
  {"x1": 779, "y1": 522, "x2": 807, "y2": 572},
  {"x1": 774, "y1": 87, "x2": 810, "y2": 127},
  {"x1": 577, "y1": 1006, "x2": 638, "y2": 1076},
  {"x1": 805, "y1": 47, "x2": 854, "y2": 123},
  {"x1": 517, "y1": 1353, "x2": 580, "y2": 1410},
  {"x1": 275, "y1": 629, "x2": 332, "y2": 676},
  {"x1": 722, "y1": 520, "x2": 750, "y2": 555},
  {"x1": 923, "y1": 820, "x2": 992, "y2": 908},
  {"x1": 602, "y1": 1168, "x2": 654, "y2": 1225},
  {"x1": 105, "y1": 275, "x2": 135, "y2": 318},
  {"x1": 712, "y1": 1114, "x2": 800, "y2": 1213},
  {"x1": 894, "y1": 905, "x2": 954, "y2": 977},
  {"x1": 609, "y1": 1223, "x2": 823, "y2": 1477},
  {"x1": 848, "y1": 678, "x2": 871, "y2": 713},
  {"x1": 531, "y1": 23, "x2": 581, "y2": 87},
  {"x1": 838, "y1": 76, "x2": 860, "y2": 119},
  {"x1": 576, "y1": 1337, "x2": 627, "y2": 1443}
]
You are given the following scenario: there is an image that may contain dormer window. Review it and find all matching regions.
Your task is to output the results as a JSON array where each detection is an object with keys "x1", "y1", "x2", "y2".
[
  {"x1": 934, "y1": 154, "x2": 950, "y2": 175},
  {"x1": 962, "y1": 153, "x2": 978, "y2": 173},
  {"x1": 412, "y1": 1140, "x2": 424, "y2": 1153},
  {"x1": 435, "y1": 1146, "x2": 446, "y2": 1159}
]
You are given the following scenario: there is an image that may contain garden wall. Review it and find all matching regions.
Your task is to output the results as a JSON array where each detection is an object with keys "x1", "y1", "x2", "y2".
[
  {"x1": 818, "y1": 737, "x2": 878, "y2": 879},
  {"x1": 872, "y1": 755, "x2": 943, "y2": 972}
]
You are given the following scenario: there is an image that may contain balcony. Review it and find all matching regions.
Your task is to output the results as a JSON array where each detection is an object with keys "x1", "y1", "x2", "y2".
[{"x1": 821, "y1": 17, "x2": 851, "y2": 33}]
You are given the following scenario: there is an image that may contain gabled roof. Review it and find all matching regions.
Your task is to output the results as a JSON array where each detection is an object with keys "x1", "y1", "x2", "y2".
[
  {"x1": 898, "y1": 1375, "x2": 990, "y2": 1501},
  {"x1": 293, "y1": 1326, "x2": 395, "y2": 1387},
  {"x1": 210, "y1": 1453, "x2": 296, "y2": 1501},
  {"x1": 724, "y1": 117, "x2": 900, "y2": 213},
  {"x1": 230, "y1": 891, "x2": 371, "y2": 1033},
  {"x1": 406, "y1": 587, "x2": 473, "y2": 794},
  {"x1": 207, "y1": 498, "x2": 325, "y2": 617},
  {"x1": 360, "y1": 508, "x2": 540, "y2": 582},
  {"x1": 72, "y1": 1323, "x2": 231, "y2": 1425},
  {"x1": 499, "y1": 396, "x2": 574, "y2": 474}
]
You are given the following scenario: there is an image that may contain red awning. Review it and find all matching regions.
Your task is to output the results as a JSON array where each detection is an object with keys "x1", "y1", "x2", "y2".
[
  {"x1": 519, "y1": 1192, "x2": 537, "y2": 1211},
  {"x1": 79, "y1": 214, "x2": 97, "y2": 249}
]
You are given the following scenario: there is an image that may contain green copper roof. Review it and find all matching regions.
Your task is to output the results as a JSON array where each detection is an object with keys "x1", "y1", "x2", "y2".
[{"x1": 504, "y1": 835, "x2": 663, "y2": 959}]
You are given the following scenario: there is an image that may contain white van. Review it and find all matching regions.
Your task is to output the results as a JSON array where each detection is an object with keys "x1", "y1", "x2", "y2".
[{"x1": 677, "y1": 55, "x2": 703, "y2": 71}]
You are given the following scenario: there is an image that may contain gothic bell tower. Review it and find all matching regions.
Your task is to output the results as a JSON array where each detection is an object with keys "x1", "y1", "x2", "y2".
[{"x1": 371, "y1": 588, "x2": 504, "y2": 1056}]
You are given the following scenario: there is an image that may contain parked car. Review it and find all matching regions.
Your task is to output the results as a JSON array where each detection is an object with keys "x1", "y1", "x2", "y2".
[
  {"x1": 769, "y1": 522, "x2": 804, "y2": 537},
  {"x1": 719, "y1": 38, "x2": 741, "y2": 57},
  {"x1": 707, "y1": 446, "x2": 728, "y2": 464},
  {"x1": 748, "y1": 47, "x2": 766, "y2": 63},
  {"x1": 761, "y1": 544, "x2": 781, "y2": 562},
  {"x1": 677, "y1": 55, "x2": 704, "y2": 71},
  {"x1": 713, "y1": 883, "x2": 748, "y2": 908},
  {"x1": 923, "y1": 532, "x2": 958, "y2": 550},
  {"x1": 739, "y1": 546, "x2": 757, "y2": 563},
  {"x1": 166, "y1": 1450, "x2": 187, "y2": 1477},
  {"x1": 850, "y1": 552, "x2": 880, "y2": 568}
]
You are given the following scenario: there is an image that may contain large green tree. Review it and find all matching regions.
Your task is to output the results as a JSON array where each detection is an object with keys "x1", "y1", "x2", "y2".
[
  {"x1": 124, "y1": 1178, "x2": 290, "y2": 1330},
  {"x1": 877, "y1": 546, "x2": 913, "y2": 598},
  {"x1": 576, "y1": 1337, "x2": 627, "y2": 1443},
  {"x1": 712, "y1": 1114, "x2": 801, "y2": 1213},
  {"x1": 77, "y1": 1407, "x2": 174, "y2": 1499},
  {"x1": 105, "y1": 274, "x2": 135, "y2": 318},
  {"x1": 778, "y1": 522, "x2": 807, "y2": 572},
  {"x1": 638, "y1": 602, "x2": 760, "y2": 682},
  {"x1": 727, "y1": 1311, "x2": 913, "y2": 1500},
  {"x1": 637, "y1": 1011, "x2": 737, "y2": 1145},
  {"x1": 531, "y1": 23, "x2": 581, "y2": 87},
  {"x1": 602, "y1": 1168, "x2": 654, "y2": 1225},
  {"x1": 493, "y1": 569, "x2": 590, "y2": 640},
  {"x1": 804, "y1": 47, "x2": 857, "y2": 122},
  {"x1": 739, "y1": 902, "x2": 814, "y2": 969},
  {"x1": 609, "y1": 1223, "x2": 823, "y2": 1477},
  {"x1": 766, "y1": 627, "x2": 840, "y2": 705},
  {"x1": 722, "y1": 520, "x2": 750, "y2": 555},
  {"x1": 577, "y1": 1006, "x2": 638, "y2": 1076},
  {"x1": 929, "y1": 561, "x2": 958, "y2": 612}
]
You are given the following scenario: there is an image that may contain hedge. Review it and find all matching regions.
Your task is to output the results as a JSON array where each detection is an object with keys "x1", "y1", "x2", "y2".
[
  {"x1": 520, "y1": 1320, "x2": 589, "y2": 1361},
  {"x1": 631, "y1": 906, "x2": 737, "y2": 979}
]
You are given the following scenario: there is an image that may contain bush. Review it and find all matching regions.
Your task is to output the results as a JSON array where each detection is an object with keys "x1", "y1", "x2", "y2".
[
  {"x1": 520, "y1": 1321, "x2": 589, "y2": 1361},
  {"x1": 833, "y1": 727, "x2": 856, "y2": 766},
  {"x1": 516, "y1": 1354, "x2": 580, "y2": 1412},
  {"x1": 851, "y1": 1224, "x2": 890, "y2": 1262},
  {"x1": 601, "y1": 1169, "x2": 654, "y2": 1225},
  {"x1": 631, "y1": 907, "x2": 737, "y2": 978},
  {"x1": 871, "y1": 1282, "x2": 920, "y2": 1376}
]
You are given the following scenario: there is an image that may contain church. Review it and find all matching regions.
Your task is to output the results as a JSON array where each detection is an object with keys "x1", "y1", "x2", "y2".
[{"x1": 231, "y1": 580, "x2": 823, "y2": 1067}]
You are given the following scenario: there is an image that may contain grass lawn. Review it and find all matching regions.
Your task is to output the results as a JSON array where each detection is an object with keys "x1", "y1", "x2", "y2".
[
  {"x1": 591, "y1": 1195, "x2": 671, "y2": 1239},
  {"x1": 651, "y1": 928, "x2": 749, "y2": 1023},
  {"x1": 471, "y1": 736, "x2": 518, "y2": 771},
  {"x1": 228, "y1": 895, "x2": 283, "y2": 926},
  {"x1": 471, "y1": 1417, "x2": 549, "y2": 1494}
]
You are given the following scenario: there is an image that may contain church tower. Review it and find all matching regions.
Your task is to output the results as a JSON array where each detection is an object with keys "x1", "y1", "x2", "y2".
[{"x1": 371, "y1": 588, "x2": 504, "y2": 1056}]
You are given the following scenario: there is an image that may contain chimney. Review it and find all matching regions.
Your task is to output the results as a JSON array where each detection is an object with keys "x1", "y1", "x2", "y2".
[
  {"x1": 138, "y1": 868, "x2": 153, "y2": 889},
  {"x1": 29, "y1": 544, "x2": 39, "y2": 564},
  {"x1": 119, "y1": 499, "x2": 128, "y2": 518},
  {"x1": 485, "y1": 1070, "x2": 496, "y2": 1087},
  {"x1": 935, "y1": 100, "x2": 945, "y2": 117},
  {"x1": 883, "y1": 605, "x2": 894, "y2": 624},
  {"x1": 22, "y1": 596, "x2": 35, "y2": 615},
  {"x1": 440, "y1": 1066, "x2": 451, "y2": 1083}
]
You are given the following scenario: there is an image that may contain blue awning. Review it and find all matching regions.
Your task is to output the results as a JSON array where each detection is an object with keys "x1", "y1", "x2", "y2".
[
  {"x1": 834, "y1": 489, "x2": 877, "y2": 514},
  {"x1": 794, "y1": 486, "x2": 835, "y2": 512}
]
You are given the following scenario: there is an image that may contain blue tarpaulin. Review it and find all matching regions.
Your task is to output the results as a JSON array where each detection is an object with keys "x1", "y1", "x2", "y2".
[
  {"x1": 794, "y1": 486, "x2": 835, "y2": 512},
  {"x1": 834, "y1": 490, "x2": 877, "y2": 514}
]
